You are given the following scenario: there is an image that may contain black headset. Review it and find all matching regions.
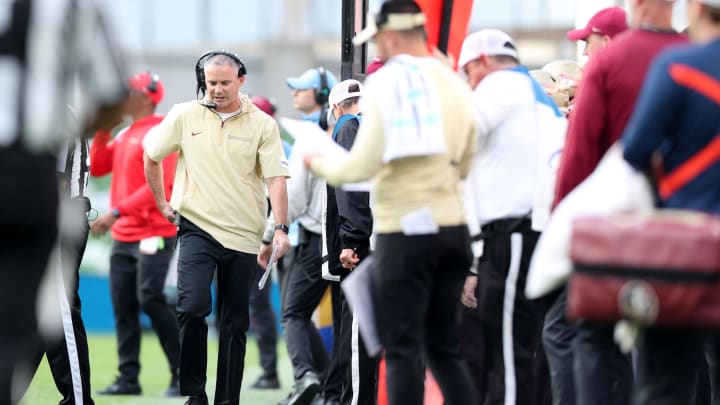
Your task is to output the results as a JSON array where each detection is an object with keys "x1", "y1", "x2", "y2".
[
  {"x1": 314, "y1": 67, "x2": 330, "y2": 106},
  {"x1": 315, "y1": 67, "x2": 331, "y2": 130},
  {"x1": 146, "y1": 71, "x2": 159, "y2": 93},
  {"x1": 194, "y1": 50, "x2": 247, "y2": 99}
]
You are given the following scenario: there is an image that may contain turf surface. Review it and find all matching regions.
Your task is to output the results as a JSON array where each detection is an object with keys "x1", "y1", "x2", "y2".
[{"x1": 20, "y1": 333, "x2": 293, "y2": 405}]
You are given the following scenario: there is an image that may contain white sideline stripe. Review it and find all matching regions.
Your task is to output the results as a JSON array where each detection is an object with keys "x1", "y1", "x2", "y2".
[
  {"x1": 502, "y1": 234, "x2": 523, "y2": 405},
  {"x1": 55, "y1": 244, "x2": 84, "y2": 405},
  {"x1": 351, "y1": 311, "x2": 360, "y2": 405}
]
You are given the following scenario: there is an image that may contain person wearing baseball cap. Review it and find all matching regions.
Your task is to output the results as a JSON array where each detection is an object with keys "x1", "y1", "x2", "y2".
[
  {"x1": 552, "y1": 1, "x2": 688, "y2": 405},
  {"x1": 622, "y1": 0, "x2": 720, "y2": 403},
  {"x1": 286, "y1": 67, "x2": 338, "y2": 130},
  {"x1": 457, "y1": 28, "x2": 561, "y2": 405},
  {"x1": 91, "y1": 71, "x2": 182, "y2": 398},
  {"x1": 567, "y1": 7, "x2": 628, "y2": 58},
  {"x1": 326, "y1": 79, "x2": 363, "y2": 127},
  {"x1": 127, "y1": 71, "x2": 165, "y2": 106},
  {"x1": 307, "y1": 1, "x2": 479, "y2": 403},
  {"x1": 322, "y1": 79, "x2": 378, "y2": 405},
  {"x1": 272, "y1": 65, "x2": 343, "y2": 405}
]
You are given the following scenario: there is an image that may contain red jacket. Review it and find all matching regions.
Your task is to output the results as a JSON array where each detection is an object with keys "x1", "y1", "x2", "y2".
[
  {"x1": 90, "y1": 115, "x2": 178, "y2": 242},
  {"x1": 552, "y1": 29, "x2": 688, "y2": 209}
]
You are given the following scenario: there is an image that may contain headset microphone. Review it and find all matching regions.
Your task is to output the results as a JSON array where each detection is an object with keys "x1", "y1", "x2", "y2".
[{"x1": 201, "y1": 101, "x2": 218, "y2": 109}]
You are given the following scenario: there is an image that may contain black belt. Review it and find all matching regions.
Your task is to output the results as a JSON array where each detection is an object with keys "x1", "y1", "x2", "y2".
[{"x1": 472, "y1": 214, "x2": 531, "y2": 241}]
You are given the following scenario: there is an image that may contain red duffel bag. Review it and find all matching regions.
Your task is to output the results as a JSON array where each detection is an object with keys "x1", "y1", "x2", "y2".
[{"x1": 566, "y1": 211, "x2": 720, "y2": 327}]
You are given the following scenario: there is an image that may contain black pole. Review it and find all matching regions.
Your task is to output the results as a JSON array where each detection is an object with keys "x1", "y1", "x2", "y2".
[
  {"x1": 341, "y1": 0, "x2": 369, "y2": 81},
  {"x1": 438, "y1": 0, "x2": 454, "y2": 54}
]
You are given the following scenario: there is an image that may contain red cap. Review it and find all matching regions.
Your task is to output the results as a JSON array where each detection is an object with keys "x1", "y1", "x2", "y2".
[
  {"x1": 566, "y1": 7, "x2": 628, "y2": 42},
  {"x1": 128, "y1": 71, "x2": 164, "y2": 105},
  {"x1": 366, "y1": 58, "x2": 384, "y2": 76},
  {"x1": 251, "y1": 95, "x2": 276, "y2": 117}
]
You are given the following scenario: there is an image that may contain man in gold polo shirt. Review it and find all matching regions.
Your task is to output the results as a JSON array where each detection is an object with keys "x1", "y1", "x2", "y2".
[
  {"x1": 304, "y1": 1, "x2": 477, "y2": 404},
  {"x1": 143, "y1": 51, "x2": 291, "y2": 405}
]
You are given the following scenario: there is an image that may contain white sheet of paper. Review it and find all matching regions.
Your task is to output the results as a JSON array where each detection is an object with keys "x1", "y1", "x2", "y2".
[
  {"x1": 280, "y1": 118, "x2": 346, "y2": 157},
  {"x1": 341, "y1": 256, "x2": 382, "y2": 357},
  {"x1": 400, "y1": 207, "x2": 439, "y2": 235},
  {"x1": 139, "y1": 237, "x2": 159, "y2": 255},
  {"x1": 258, "y1": 245, "x2": 279, "y2": 290},
  {"x1": 280, "y1": 118, "x2": 371, "y2": 192},
  {"x1": 340, "y1": 182, "x2": 371, "y2": 192}
]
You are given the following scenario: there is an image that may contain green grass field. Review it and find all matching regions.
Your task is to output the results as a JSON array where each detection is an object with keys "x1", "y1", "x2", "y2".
[{"x1": 21, "y1": 333, "x2": 293, "y2": 405}]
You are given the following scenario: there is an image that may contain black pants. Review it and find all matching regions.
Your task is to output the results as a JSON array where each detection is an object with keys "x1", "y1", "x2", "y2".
[
  {"x1": 0, "y1": 150, "x2": 58, "y2": 405},
  {"x1": 281, "y1": 230, "x2": 342, "y2": 398},
  {"x1": 542, "y1": 288, "x2": 577, "y2": 405},
  {"x1": 323, "y1": 282, "x2": 343, "y2": 402},
  {"x1": 177, "y1": 219, "x2": 255, "y2": 404},
  {"x1": 282, "y1": 231, "x2": 328, "y2": 381},
  {"x1": 249, "y1": 265, "x2": 278, "y2": 378},
  {"x1": 25, "y1": 203, "x2": 94, "y2": 405},
  {"x1": 371, "y1": 226, "x2": 476, "y2": 405},
  {"x1": 475, "y1": 219, "x2": 548, "y2": 405},
  {"x1": 339, "y1": 265, "x2": 378, "y2": 405},
  {"x1": 633, "y1": 328, "x2": 710, "y2": 405},
  {"x1": 460, "y1": 299, "x2": 488, "y2": 404},
  {"x1": 573, "y1": 323, "x2": 632, "y2": 405},
  {"x1": 109, "y1": 236, "x2": 179, "y2": 383},
  {"x1": 276, "y1": 247, "x2": 294, "y2": 312}
]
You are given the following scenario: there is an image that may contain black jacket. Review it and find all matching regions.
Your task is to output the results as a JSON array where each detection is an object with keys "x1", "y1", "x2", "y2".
[{"x1": 325, "y1": 117, "x2": 373, "y2": 276}]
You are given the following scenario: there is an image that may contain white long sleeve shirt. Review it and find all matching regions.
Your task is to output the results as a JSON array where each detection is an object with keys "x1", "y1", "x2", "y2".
[{"x1": 467, "y1": 68, "x2": 564, "y2": 227}]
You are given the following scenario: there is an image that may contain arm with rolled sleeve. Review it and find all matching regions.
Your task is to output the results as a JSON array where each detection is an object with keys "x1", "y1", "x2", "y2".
[
  {"x1": 259, "y1": 118, "x2": 291, "y2": 242},
  {"x1": 263, "y1": 143, "x2": 305, "y2": 241},
  {"x1": 143, "y1": 105, "x2": 183, "y2": 213},
  {"x1": 623, "y1": 57, "x2": 678, "y2": 171},
  {"x1": 553, "y1": 56, "x2": 609, "y2": 208},
  {"x1": 258, "y1": 118, "x2": 291, "y2": 257}
]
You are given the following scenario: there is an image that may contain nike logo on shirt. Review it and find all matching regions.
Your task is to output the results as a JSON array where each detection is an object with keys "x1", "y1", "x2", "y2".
[{"x1": 191, "y1": 131, "x2": 202, "y2": 136}]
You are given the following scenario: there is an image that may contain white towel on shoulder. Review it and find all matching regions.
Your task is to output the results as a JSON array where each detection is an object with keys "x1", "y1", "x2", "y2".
[{"x1": 366, "y1": 55, "x2": 446, "y2": 163}]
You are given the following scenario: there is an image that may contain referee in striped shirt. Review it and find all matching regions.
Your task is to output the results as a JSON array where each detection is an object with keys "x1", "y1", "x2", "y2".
[
  {"x1": 0, "y1": 0, "x2": 127, "y2": 403},
  {"x1": 21, "y1": 135, "x2": 96, "y2": 405}
]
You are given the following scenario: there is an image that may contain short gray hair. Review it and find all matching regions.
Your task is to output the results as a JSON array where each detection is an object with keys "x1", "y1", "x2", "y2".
[{"x1": 204, "y1": 54, "x2": 241, "y2": 75}]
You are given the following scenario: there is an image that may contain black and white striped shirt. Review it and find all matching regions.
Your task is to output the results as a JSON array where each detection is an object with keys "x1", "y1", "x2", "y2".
[
  {"x1": 57, "y1": 137, "x2": 89, "y2": 198},
  {"x1": 0, "y1": 0, "x2": 127, "y2": 153}
]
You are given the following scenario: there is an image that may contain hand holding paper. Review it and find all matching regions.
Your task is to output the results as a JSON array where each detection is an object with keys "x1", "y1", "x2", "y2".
[{"x1": 258, "y1": 245, "x2": 279, "y2": 290}]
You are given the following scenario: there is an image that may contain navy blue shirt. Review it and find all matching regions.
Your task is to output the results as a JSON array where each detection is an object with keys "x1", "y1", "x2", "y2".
[{"x1": 623, "y1": 38, "x2": 720, "y2": 214}]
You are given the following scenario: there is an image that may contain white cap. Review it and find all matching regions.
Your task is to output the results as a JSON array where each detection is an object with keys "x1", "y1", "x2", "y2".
[
  {"x1": 327, "y1": 79, "x2": 363, "y2": 126},
  {"x1": 457, "y1": 29, "x2": 518, "y2": 69},
  {"x1": 329, "y1": 79, "x2": 363, "y2": 107}
]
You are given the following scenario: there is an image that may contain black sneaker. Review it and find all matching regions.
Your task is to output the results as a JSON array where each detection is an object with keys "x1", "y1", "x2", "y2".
[
  {"x1": 96, "y1": 378, "x2": 141, "y2": 395},
  {"x1": 251, "y1": 374, "x2": 280, "y2": 389},
  {"x1": 287, "y1": 371, "x2": 321, "y2": 405},
  {"x1": 164, "y1": 375, "x2": 181, "y2": 397},
  {"x1": 184, "y1": 395, "x2": 209, "y2": 405}
]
